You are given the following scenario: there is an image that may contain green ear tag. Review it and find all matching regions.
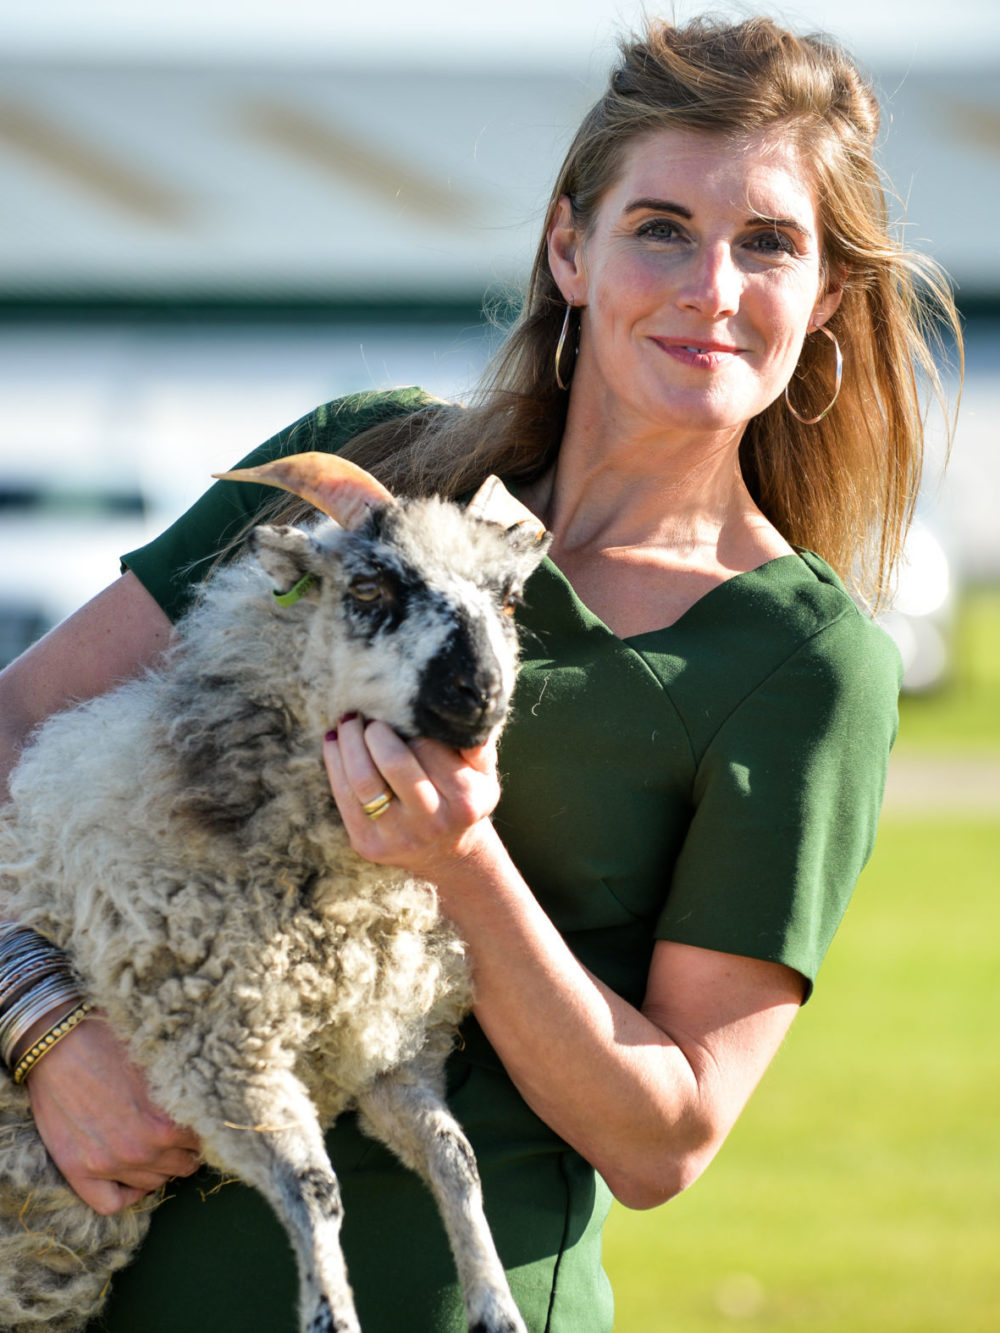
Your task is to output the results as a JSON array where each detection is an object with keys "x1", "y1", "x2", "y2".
[{"x1": 272, "y1": 572, "x2": 318, "y2": 607}]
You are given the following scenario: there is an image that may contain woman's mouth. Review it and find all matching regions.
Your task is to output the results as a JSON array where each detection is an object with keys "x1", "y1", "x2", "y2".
[{"x1": 651, "y1": 338, "x2": 743, "y2": 368}]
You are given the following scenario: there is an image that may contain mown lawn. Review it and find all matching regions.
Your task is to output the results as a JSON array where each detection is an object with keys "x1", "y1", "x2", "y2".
[
  {"x1": 603, "y1": 587, "x2": 1000, "y2": 1330},
  {"x1": 895, "y1": 585, "x2": 1000, "y2": 751},
  {"x1": 603, "y1": 815, "x2": 1000, "y2": 1330}
]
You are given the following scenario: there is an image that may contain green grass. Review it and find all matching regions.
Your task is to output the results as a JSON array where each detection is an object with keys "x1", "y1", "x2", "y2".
[
  {"x1": 603, "y1": 815, "x2": 1000, "y2": 1331},
  {"x1": 896, "y1": 585, "x2": 1000, "y2": 751}
]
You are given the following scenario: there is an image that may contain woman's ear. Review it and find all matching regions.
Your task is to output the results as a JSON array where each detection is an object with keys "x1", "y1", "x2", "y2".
[
  {"x1": 810, "y1": 267, "x2": 846, "y2": 331},
  {"x1": 547, "y1": 195, "x2": 587, "y2": 305}
]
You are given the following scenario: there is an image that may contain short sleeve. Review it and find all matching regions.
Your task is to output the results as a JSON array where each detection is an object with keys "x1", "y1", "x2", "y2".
[
  {"x1": 121, "y1": 387, "x2": 433, "y2": 622},
  {"x1": 655, "y1": 606, "x2": 902, "y2": 997}
]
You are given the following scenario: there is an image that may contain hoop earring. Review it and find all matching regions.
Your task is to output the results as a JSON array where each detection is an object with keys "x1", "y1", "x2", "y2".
[
  {"x1": 554, "y1": 302, "x2": 575, "y2": 391},
  {"x1": 784, "y1": 325, "x2": 843, "y2": 425}
]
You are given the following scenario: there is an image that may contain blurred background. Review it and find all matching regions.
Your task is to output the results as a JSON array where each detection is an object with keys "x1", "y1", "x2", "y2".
[{"x1": 1, "y1": 1, "x2": 997, "y2": 1327}]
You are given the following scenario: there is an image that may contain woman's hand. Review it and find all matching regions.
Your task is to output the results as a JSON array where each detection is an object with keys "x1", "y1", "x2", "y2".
[
  {"x1": 25, "y1": 1013, "x2": 202, "y2": 1215},
  {"x1": 321, "y1": 716, "x2": 501, "y2": 877}
]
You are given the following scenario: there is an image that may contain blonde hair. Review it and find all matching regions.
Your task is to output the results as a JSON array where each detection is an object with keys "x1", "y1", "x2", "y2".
[{"x1": 313, "y1": 16, "x2": 962, "y2": 605}]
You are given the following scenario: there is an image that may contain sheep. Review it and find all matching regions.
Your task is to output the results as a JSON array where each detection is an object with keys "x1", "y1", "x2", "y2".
[{"x1": 0, "y1": 452, "x2": 550, "y2": 1333}]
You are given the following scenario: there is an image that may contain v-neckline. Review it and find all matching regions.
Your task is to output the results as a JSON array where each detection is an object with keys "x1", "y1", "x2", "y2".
[
  {"x1": 501, "y1": 476, "x2": 805, "y2": 646},
  {"x1": 535, "y1": 550, "x2": 806, "y2": 646}
]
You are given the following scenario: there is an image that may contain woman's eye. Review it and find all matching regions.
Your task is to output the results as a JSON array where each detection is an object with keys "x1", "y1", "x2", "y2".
[
  {"x1": 349, "y1": 576, "x2": 383, "y2": 603},
  {"x1": 636, "y1": 219, "x2": 681, "y2": 242},
  {"x1": 749, "y1": 230, "x2": 796, "y2": 256}
]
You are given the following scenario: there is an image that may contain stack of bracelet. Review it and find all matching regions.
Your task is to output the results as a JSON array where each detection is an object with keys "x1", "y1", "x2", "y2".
[{"x1": 0, "y1": 923, "x2": 93, "y2": 1085}]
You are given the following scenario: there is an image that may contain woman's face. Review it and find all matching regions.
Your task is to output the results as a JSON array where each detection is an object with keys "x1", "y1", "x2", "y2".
[{"x1": 548, "y1": 127, "x2": 842, "y2": 442}]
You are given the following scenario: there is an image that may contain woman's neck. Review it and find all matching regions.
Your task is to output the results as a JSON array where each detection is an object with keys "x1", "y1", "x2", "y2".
[
  {"x1": 528, "y1": 401, "x2": 766, "y2": 544},
  {"x1": 519, "y1": 409, "x2": 794, "y2": 635}
]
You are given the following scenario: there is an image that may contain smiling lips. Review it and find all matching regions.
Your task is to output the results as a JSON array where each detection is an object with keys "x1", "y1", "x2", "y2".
[{"x1": 651, "y1": 337, "x2": 744, "y2": 368}]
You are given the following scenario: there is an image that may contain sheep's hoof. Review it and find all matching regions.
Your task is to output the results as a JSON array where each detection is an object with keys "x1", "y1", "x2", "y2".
[
  {"x1": 469, "y1": 1312, "x2": 525, "y2": 1333},
  {"x1": 306, "y1": 1297, "x2": 358, "y2": 1333}
]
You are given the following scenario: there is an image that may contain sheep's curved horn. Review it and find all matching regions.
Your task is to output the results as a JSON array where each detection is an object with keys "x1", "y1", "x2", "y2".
[{"x1": 213, "y1": 452, "x2": 397, "y2": 529}]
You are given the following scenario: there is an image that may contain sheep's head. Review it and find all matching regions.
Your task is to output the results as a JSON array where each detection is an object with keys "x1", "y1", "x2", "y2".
[{"x1": 216, "y1": 454, "x2": 551, "y2": 749}]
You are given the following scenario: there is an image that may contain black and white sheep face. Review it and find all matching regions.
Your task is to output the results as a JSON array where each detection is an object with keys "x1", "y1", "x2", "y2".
[{"x1": 251, "y1": 498, "x2": 549, "y2": 749}]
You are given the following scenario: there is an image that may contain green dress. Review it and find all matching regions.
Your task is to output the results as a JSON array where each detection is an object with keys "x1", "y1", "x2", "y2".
[{"x1": 95, "y1": 389, "x2": 901, "y2": 1332}]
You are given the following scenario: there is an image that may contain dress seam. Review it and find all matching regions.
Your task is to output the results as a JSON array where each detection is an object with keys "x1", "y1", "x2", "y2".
[
  {"x1": 685, "y1": 602, "x2": 857, "y2": 773},
  {"x1": 543, "y1": 1152, "x2": 577, "y2": 1333}
]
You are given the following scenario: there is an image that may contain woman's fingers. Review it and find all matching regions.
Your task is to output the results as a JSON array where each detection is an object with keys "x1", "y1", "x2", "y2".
[
  {"x1": 410, "y1": 733, "x2": 500, "y2": 810},
  {"x1": 322, "y1": 717, "x2": 501, "y2": 869},
  {"x1": 337, "y1": 717, "x2": 498, "y2": 820},
  {"x1": 88, "y1": 1181, "x2": 150, "y2": 1214},
  {"x1": 322, "y1": 719, "x2": 389, "y2": 827},
  {"x1": 327, "y1": 717, "x2": 437, "y2": 818},
  {"x1": 26, "y1": 1015, "x2": 203, "y2": 1214},
  {"x1": 362, "y1": 723, "x2": 448, "y2": 814}
]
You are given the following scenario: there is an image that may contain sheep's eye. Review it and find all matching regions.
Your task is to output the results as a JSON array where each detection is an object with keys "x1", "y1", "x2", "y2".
[{"x1": 349, "y1": 576, "x2": 383, "y2": 603}]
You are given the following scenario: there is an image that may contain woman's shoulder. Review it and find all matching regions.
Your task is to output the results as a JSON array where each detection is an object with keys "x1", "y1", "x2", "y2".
[
  {"x1": 667, "y1": 548, "x2": 899, "y2": 671},
  {"x1": 739, "y1": 550, "x2": 902, "y2": 729},
  {"x1": 653, "y1": 550, "x2": 902, "y2": 754},
  {"x1": 768, "y1": 550, "x2": 902, "y2": 681}
]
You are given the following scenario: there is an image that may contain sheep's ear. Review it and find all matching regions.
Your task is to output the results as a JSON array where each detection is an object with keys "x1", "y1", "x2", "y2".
[
  {"x1": 214, "y1": 453, "x2": 397, "y2": 530},
  {"x1": 502, "y1": 522, "x2": 553, "y2": 578},
  {"x1": 467, "y1": 476, "x2": 548, "y2": 543},
  {"x1": 249, "y1": 525, "x2": 322, "y2": 601}
]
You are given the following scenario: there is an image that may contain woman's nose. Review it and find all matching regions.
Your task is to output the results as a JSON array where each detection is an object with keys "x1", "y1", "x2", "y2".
[{"x1": 676, "y1": 244, "x2": 741, "y2": 318}]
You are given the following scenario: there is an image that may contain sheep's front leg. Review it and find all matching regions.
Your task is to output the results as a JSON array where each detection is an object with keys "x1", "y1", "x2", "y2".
[
  {"x1": 195, "y1": 1073, "x2": 359, "y2": 1333},
  {"x1": 356, "y1": 1066, "x2": 527, "y2": 1333}
]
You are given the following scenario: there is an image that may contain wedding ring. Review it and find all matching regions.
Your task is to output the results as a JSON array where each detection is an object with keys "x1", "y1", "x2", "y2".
[{"x1": 360, "y1": 792, "x2": 393, "y2": 820}]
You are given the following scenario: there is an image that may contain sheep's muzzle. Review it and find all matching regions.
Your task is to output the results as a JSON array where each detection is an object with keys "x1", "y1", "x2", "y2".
[{"x1": 412, "y1": 625, "x2": 509, "y2": 749}]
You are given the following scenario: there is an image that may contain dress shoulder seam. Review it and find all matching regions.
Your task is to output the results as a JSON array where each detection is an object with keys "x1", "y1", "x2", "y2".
[{"x1": 690, "y1": 600, "x2": 861, "y2": 764}]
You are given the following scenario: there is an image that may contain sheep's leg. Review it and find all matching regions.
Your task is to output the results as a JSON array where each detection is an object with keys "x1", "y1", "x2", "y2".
[
  {"x1": 356, "y1": 1065, "x2": 527, "y2": 1333},
  {"x1": 193, "y1": 1073, "x2": 359, "y2": 1333}
]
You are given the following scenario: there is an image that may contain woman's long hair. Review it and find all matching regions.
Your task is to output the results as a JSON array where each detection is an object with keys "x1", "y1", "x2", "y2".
[{"x1": 282, "y1": 16, "x2": 963, "y2": 607}]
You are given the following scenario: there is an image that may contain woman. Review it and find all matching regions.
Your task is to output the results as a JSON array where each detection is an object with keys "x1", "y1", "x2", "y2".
[{"x1": 0, "y1": 15, "x2": 960, "y2": 1332}]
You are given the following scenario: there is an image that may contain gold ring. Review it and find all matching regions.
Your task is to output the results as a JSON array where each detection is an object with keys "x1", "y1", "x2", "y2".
[{"x1": 360, "y1": 792, "x2": 393, "y2": 820}]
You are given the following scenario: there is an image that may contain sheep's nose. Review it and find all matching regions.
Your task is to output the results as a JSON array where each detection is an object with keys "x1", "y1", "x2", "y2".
[
  {"x1": 414, "y1": 630, "x2": 507, "y2": 746},
  {"x1": 451, "y1": 670, "x2": 501, "y2": 717},
  {"x1": 421, "y1": 665, "x2": 503, "y2": 734}
]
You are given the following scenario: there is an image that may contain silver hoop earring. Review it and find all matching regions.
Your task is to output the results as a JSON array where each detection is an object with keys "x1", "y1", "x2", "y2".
[
  {"x1": 784, "y1": 325, "x2": 843, "y2": 425},
  {"x1": 554, "y1": 302, "x2": 575, "y2": 391}
]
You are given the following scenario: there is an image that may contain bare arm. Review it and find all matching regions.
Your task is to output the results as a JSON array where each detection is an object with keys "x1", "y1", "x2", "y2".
[
  {"x1": 420, "y1": 853, "x2": 799, "y2": 1210},
  {"x1": 324, "y1": 719, "x2": 803, "y2": 1210},
  {"x1": 0, "y1": 571, "x2": 174, "y2": 798},
  {"x1": 1, "y1": 573, "x2": 201, "y2": 1213}
]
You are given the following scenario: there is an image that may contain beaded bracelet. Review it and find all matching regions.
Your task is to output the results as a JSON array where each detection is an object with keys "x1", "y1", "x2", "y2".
[
  {"x1": 0, "y1": 925, "x2": 87, "y2": 1073},
  {"x1": 11, "y1": 1000, "x2": 95, "y2": 1085},
  {"x1": 0, "y1": 976, "x2": 84, "y2": 1064}
]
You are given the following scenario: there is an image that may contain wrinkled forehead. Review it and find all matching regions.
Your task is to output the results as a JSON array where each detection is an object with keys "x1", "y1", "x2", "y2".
[{"x1": 606, "y1": 125, "x2": 818, "y2": 223}]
